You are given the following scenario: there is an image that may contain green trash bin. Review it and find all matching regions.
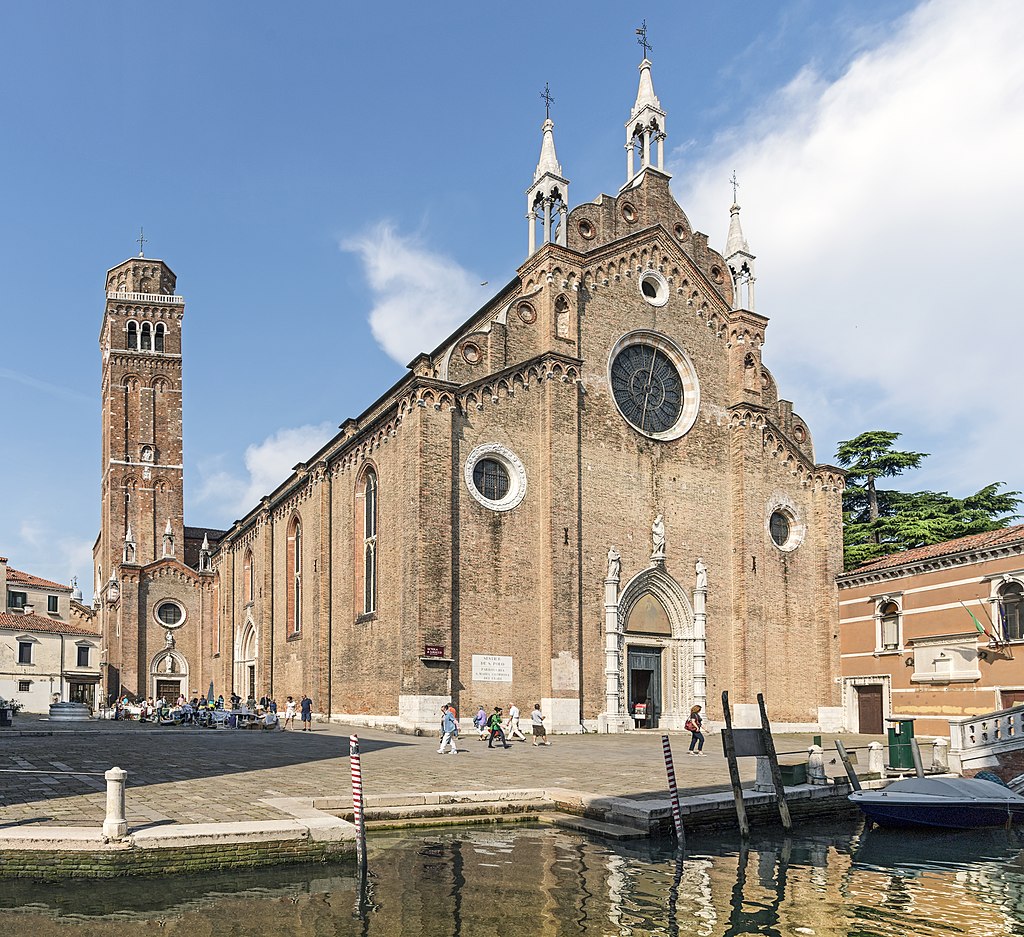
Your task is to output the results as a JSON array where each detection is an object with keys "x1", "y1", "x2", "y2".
[{"x1": 886, "y1": 717, "x2": 916, "y2": 770}]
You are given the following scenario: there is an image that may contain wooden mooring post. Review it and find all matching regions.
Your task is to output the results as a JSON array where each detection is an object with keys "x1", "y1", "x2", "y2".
[
  {"x1": 721, "y1": 691, "x2": 749, "y2": 838},
  {"x1": 757, "y1": 693, "x2": 792, "y2": 832}
]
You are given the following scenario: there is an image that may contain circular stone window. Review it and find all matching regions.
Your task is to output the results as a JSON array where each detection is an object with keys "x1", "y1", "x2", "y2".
[
  {"x1": 517, "y1": 301, "x2": 537, "y2": 324},
  {"x1": 462, "y1": 342, "x2": 481, "y2": 364},
  {"x1": 154, "y1": 600, "x2": 186, "y2": 628},
  {"x1": 710, "y1": 266, "x2": 725, "y2": 285},
  {"x1": 766, "y1": 504, "x2": 805, "y2": 552},
  {"x1": 464, "y1": 444, "x2": 527, "y2": 512},
  {"x1": 607, "y1": 330, "x2": 700, "y2": 441},
  {"x1": 577, "y1": 219, "x2": 595, "y2": 240},
  {"x1": 673, "y1": 223, "x2": 687, "y2": 241},
  {"x1": 638, "y1": 270, "x2": 669, "y2": 307},
  {"x1": 621, "y1": 202, "x2": 637, "y2": 223}
]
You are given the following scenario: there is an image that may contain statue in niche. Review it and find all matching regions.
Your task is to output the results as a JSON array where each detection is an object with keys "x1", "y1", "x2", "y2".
[
  {"x1": 651, "y1": 514, "x2": 665, "y2": 557},
  {"x1": 163, "y1": 654, "x2": 175, "y2": 674},
  {"x1": 695, "y1": 557, "x2": 708, "y2": 591},
  {"x1": 164, "y1": 630, "x2": 175, "y2": 649},
  {"x1": 606, "y1": 547, "x2": 621, "y2": 581},
  {"x1": 141, "y1": 445, "x2": 154, "y2": 463}
]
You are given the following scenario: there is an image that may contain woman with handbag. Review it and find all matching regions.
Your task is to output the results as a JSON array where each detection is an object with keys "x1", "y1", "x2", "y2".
[{"x1": 685, "y1": 705, "x2": 705, "y2": 755}]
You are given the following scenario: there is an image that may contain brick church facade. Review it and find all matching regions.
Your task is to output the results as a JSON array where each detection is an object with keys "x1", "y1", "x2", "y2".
[{"x1": 95, "y1": 55, "x2": 845, "y2": 732}]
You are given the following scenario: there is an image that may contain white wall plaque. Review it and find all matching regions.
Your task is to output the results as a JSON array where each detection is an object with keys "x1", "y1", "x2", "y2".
[{"x1": 472, "y1": 654, "x2": 512, "y2": 683}]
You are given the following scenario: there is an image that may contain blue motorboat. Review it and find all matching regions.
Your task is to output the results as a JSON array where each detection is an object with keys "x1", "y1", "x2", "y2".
[{"x1": 850, "y1": 776, "x2": 1024, "y2": 829}]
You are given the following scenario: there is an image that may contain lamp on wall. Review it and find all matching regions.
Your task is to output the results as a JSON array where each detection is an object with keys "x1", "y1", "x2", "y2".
[
  {"x1": 979, "y1": 649, "x2": 990, "y2": 661},
  {"x1": 904, "y1": 656, "x2": 915, "y2": 667}
]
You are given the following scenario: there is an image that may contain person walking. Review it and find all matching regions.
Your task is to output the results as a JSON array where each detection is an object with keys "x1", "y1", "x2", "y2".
[
  {"x1": 437, "y1": 704, "x2": 459, "y2": 755},
  {"x1": 686, "y1": 704, "x2": 705, "y2": 755},
  {"x1": 300, "y1": 694, "x2": 313, "y2": 732},
  {"x1": 506, "y1": 702, "x2": 527, "y2": 741},
  {"x1": 283, "y1": 696, "x2": 297, "y2": 729},
  {"x1": 531, "y1": 703, "x2": 551, "y2": 746},
  {"x1": 474, "y1": 705, "x2": 488, "y2": 740},
  {"x1": 487, "y1": 706, "x2": 510, "y2": 749}
]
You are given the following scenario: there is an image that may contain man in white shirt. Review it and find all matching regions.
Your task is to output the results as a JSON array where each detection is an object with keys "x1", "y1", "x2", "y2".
[{"x1": 506, "y1": 702, "x2": 527, "y2": 741}]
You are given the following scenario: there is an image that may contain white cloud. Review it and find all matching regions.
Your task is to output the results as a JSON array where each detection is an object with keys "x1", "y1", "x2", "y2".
[
  {"x1": 675, "y1": 0, "x2": 1024, "y2": 493},
  {"x1": 342, "y1": 223, "x2": 483, "y2": 365},
  {"x1": 196, "y1": 422, "x2": 335, "y2": 523}
]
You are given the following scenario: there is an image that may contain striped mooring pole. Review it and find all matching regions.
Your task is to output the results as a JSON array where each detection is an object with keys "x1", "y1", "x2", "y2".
[
  {"x1": 662, "y1": 734, "x2": 684, "y2": 841},
  {"x1": 349, "y1": 734, "x2": 367, "y2": 867}
]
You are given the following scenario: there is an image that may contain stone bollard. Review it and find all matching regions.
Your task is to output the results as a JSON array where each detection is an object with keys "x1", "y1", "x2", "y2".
[
  {"x1": 754, "y1": 756, "x2": 774, "y2": 792},
  {"x1": 867, "y1": 741, "x2": 885, "y2": 776},
  {"x1": 806, "y1": 745, "x2": 827, "y2": 784},
  {"x1": 103, "y1": 767, "x2": 128, "y2": 840},
  {"x1": 932, "y1": 737, "x2": 949, "y2": 772}
]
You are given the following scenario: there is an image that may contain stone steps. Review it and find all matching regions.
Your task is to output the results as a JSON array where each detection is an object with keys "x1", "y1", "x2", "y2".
[{"x1": 536, "y1": 812, "x2": 649, "y2": 841}]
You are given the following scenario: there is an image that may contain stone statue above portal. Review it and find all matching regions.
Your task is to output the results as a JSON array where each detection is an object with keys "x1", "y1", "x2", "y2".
[
  {"x1": 695, "y1": 557, "x2": 708, "y2": 590},
  {"x1": 607, "y1": 546, "x2": 621, "y2": 581},
  {"x1": 651, "y1": 514, "x2": 665, "y2": 559}
]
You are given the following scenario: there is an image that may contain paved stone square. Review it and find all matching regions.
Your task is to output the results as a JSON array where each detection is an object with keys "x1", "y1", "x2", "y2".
[{"x1": 0, "y1": 716, "x2": 880, "y2": 829}]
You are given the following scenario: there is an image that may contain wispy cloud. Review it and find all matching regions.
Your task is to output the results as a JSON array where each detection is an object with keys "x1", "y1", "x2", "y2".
[
  {"x1": 195, "y1": 422, "x2": 335, "y2": 524},
  {"x1": 676, "y1": 0, "x2": 1024, "y2": 492},
  {"x1": 8, "y1": 521, "x2": 94, "y2": 601},
  {"x1": 0, "y1": 367, "x2": 91, "y2": 403},
  {"x1": 342, "y1": 223, "x2": 483, "y2": 365}
]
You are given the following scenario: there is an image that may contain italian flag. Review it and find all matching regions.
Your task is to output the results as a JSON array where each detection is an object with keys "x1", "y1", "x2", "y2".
[{"x1": 962, "y1": 601, "x2": 990, "y2": 638}]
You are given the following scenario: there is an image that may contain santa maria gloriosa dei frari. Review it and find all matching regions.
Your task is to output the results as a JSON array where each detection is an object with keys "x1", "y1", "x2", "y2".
[{"x1": 93, "y1": 54, "x2": 845, "y2": 734}]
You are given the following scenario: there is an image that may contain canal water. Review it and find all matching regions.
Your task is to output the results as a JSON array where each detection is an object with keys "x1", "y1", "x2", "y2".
[{"x1": 2, "y1": 819, "x2": 1023, "y2": 936}]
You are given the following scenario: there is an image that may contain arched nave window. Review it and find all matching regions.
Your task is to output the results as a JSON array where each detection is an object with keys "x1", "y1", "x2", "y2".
[
  {"x1": 286, "y1": 516, "x2": 302, "y2": 635},
  {"x1": 358, "y1": 468, "x2": 378, "y2": 616},
  {"x1": 154, "y1": 322, "x2": 165, "y2": 352},
  {"x1": 243, "y1": 549, "x2": 254, "y2": 606},
  {"x1": 127, "y1": 321, "x2": 138, "y2": 350},
  {"x1": 140, "y1": 322, "x2": 152, "y2": 351}
]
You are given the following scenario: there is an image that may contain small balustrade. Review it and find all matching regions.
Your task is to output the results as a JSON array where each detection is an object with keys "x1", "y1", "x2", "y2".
[
  {"x1": 948, "y1": 704, "x2": 1024, "y2": 753},
  {"x1": 106, "y1": 290, "x2": 184, "y2": 304}
]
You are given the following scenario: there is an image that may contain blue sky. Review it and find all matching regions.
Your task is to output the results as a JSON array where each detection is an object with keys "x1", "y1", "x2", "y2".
[{"x1": 2, "y1": 0, "x2": 1021, "y2": 598}]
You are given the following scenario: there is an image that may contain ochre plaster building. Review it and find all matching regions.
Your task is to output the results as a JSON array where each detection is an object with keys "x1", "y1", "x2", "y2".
[
  {"x1": 838, "y1": 525, "x2": 1024, "y2": 737},
  {"x1": 94, "y1": 55, "x2": 844, "y2": 732}
]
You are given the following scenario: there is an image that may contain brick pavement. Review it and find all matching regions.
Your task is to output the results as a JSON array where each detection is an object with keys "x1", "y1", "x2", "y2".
[{"x1": 0, "y1": 716, "x2": 880, "y2": 829}]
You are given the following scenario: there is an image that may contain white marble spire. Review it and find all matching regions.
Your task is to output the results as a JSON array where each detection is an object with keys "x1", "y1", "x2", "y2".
[
  {"x1": 625, "y1": 57, "x2": 667, "y2": 182},
  {"x1": 526, "y1": 104, "x2": 570, "y2": 256}
]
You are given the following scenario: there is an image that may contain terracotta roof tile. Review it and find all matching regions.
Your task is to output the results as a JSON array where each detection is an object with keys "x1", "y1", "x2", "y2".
[
  {"x1": 6, "y1": 567, "x2": 71, "y2": 592},
  {"x1": 849, "y1": 524, "x2": 1024, "y2": 575},
  {"x1": 0, "y1": 611, "x2": 100, "y2": 636}
]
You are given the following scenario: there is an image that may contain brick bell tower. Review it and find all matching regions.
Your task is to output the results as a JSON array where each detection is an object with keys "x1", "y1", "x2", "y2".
[{"x1": 94, "y1": 247, "x2": 186, "y2": 697}]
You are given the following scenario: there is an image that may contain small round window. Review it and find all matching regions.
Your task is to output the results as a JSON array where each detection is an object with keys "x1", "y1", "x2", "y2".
[
  {"x1": 621, "y1": 202, "x2": 637, "y2": 223},
  {"x1": 638, "y1": 271, "x2": 669, "y2": 308},
  {"x1": 767, "y1": 505, "x2": 805, "y2": 552},
  {"x1": 769, "y1": 511, "x2": 791, "y2": 548},
  {"x1": 155, "y1": 601, "x2": 185, "y2": 628},
  {"x1": 464, "y1": 444, "x2": 528, "y2": 512},
  {"x1": 473, "y1": 459, "x2": 509, "y2": 501}
]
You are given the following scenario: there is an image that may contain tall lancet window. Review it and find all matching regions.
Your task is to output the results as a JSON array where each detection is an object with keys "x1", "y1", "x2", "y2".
[
  {"x1": 140, "y1": 322, "x2": 152, "y2": 351},
  {"x1": 154, "y1": 323, "x2": 165, "y2": 352},
  {"x1": 127, "y1": 321, "x2": 138, "y2": 350},
  {"x1": 243, "y1": 549, "x2": 254, "y2": 606},
  {"x1": 287, "y1": 516, "x2": 302, "y2": 635},
  {"x1": 358, "y1": 468, "x2": 378, "y2": 616}
]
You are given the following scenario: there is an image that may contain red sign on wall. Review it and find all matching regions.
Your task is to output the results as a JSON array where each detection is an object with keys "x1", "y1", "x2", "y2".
[{"x1": 423, "y1": 644, "x2": 446, "y2": 658}]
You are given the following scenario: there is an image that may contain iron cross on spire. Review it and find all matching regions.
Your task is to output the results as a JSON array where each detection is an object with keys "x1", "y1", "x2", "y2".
[
  {"x1": 636, "y1": 20, "x2": 652, "y2": 59},
  {"x1": 730, "y1": 170, "x2": 740, "y2": 203},
  {"x1": 540, "y1": 82, "x2": 554, "y2": 120},
  {"x1": 136, "y1": 227, "x2": 148, "y2": 257}
]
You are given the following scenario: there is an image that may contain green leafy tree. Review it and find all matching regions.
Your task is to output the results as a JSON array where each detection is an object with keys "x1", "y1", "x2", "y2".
[{"x1": 835, "y1": 431, "x2": 1021, "y2": 569}]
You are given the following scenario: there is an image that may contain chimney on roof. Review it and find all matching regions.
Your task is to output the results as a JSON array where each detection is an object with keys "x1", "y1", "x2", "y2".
[{"x1": 22, "y1": 603, "x2": 34, "y2": 616}]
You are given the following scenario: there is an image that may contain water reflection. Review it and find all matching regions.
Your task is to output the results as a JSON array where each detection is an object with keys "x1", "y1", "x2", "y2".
[{"x1": 3, "y1": 820, "x2": 1024, "y2": 935}]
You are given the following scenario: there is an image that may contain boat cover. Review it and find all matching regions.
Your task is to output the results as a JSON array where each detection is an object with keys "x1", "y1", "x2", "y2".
[{"x1": 859, "y1": 776, "x2": 1024, "y2": 802}]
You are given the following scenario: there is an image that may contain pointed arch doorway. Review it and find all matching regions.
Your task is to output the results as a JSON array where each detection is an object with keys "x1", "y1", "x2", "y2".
[
  {"x1": 609, "y1": 565, "x2": 698, "y2": 731},
  {"x1": 236, "y1": 621, "x2": 258, "y2": 703}
]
